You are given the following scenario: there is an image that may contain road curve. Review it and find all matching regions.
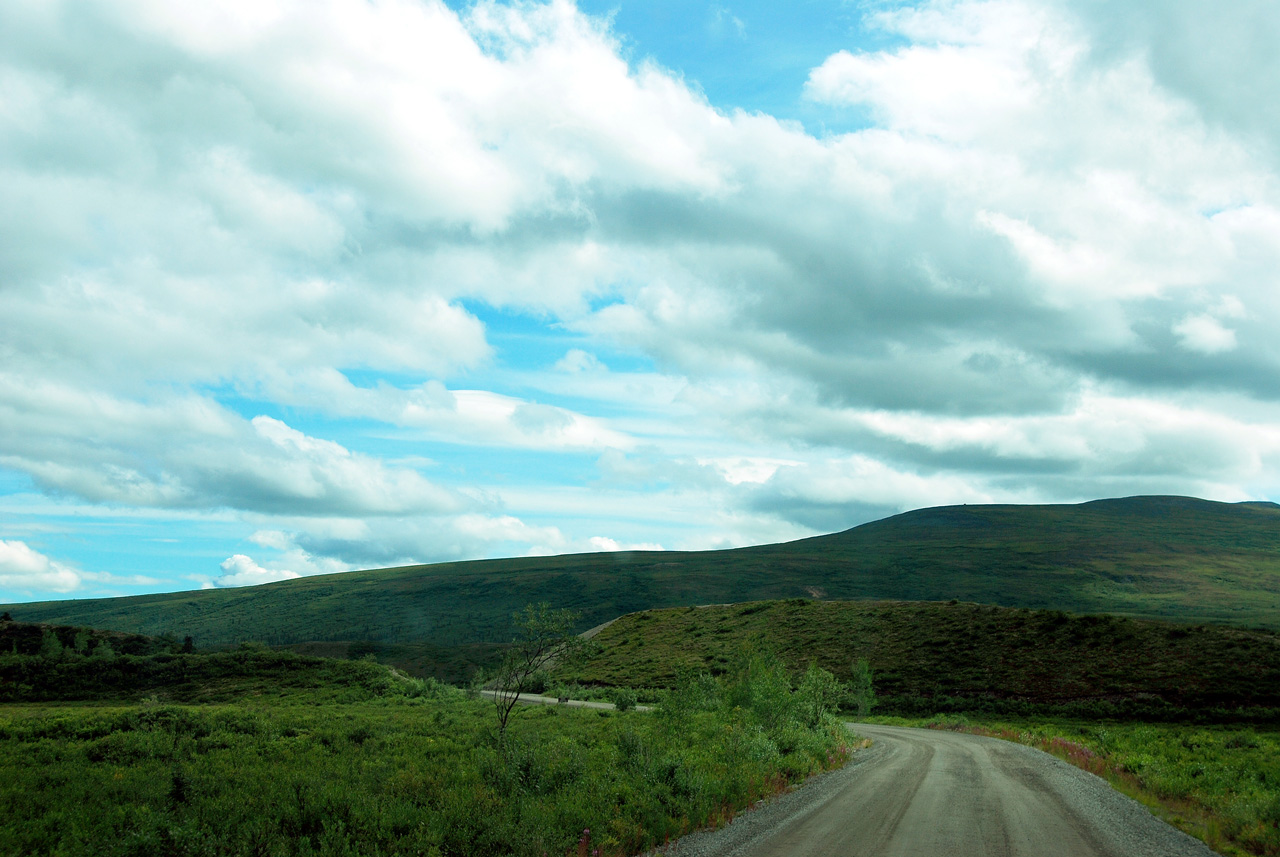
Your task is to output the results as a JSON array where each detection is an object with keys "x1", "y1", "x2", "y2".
[{"x1": 659, "y1": 723, "x2": 1218, "y2": 857}]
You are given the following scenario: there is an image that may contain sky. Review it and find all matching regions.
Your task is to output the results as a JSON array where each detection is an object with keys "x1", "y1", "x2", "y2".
[{"x1": 2, "y1": 0, "x2": 1280, "y2": 602}]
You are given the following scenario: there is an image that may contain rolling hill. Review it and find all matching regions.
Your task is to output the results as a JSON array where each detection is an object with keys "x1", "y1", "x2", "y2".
[
  {"x1": 565, "y1": 598, "x2": 1280, "y2": 719},
  {"x1": 4, "y1": 495, "x2": 1280, "y2": 650}
]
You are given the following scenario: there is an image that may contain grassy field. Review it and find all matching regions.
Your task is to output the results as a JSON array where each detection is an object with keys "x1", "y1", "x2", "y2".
[
  {"x1": 895, "y1": 715, "x2": 1280, "y2": 857},
  {"x1": 5, "y1": 497, "x2": 1280, "y2": 658},
  {"x1": 566, "y1": 599, "x2": 1280, "y2": 720},
  {"x1": 0, "y1": 642, "x2": 852, "y2": 857}
]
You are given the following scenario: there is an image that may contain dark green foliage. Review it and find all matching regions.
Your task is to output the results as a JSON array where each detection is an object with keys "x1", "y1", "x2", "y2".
[
  {"x1": 0, "y1": 658, "x2": 851, "y2": 856},
  {"x1": 569, "y1": 599, "x2": 1280, "y2": 722},
  {"x1": 0, "y1": 641, "x2": 408, "y2": 703},
  {"x1": 1, "y1": 621, "x2": 170, "y2": 659},
  {"x1": 287, "y1": 639, "x2": 506, "y2": 685},
  {"x1": 7, "y1": 497, "x2": 1280, "y2": 660},
  {"x1": 847, "y1": 658, "x2": 876, "y2": 718},
  {"x1": 609, "y1": 686, "x2": 638, "y2": 712},
  {"x1": 38, "y1": 628, "x2": 63, "y2": 660}
]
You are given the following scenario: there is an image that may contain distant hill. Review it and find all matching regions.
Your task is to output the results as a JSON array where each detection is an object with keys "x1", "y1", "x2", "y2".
[
  {"x1": 5, "y1": 496, "x2": 1280, "y2": 649},
  {"x1": 566, "y1": 598, "x2": 1280, "y2": 720}
]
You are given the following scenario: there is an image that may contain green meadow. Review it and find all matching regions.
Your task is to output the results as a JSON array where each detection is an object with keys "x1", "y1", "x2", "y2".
[{"x1": 0, "y1": 640, "x2": 851, "y2": 857}]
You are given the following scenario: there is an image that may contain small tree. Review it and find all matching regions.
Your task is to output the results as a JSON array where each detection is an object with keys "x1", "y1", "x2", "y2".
[
  {"x1": 39, "y1": 628, "x2": 64, "y2": 660},
  {"x1": 797, "y1": 662, "x2": 846, "y2": 728},
  {"x1": 492, "y1": 603, "x2": 584, "y2": 737},
  {"x1": 847, "y1": 657, "x2": 876, "y2": 718}
]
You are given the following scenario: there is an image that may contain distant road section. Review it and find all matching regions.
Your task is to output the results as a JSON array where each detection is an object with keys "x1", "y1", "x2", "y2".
[
  {"x1": 663, "y1": 724, "x2": 1217, "y2": 857},
  {"x1": 477, "y1": 689, "x2": 651, "y2": 711}
]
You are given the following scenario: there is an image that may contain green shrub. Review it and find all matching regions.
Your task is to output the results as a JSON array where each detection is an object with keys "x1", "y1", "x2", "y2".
[{"x1": 610, "y1": 687, "x2": 638, "y2": 711}]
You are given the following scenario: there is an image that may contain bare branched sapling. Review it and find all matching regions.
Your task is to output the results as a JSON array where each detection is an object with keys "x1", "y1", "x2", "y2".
[{"x1": 493, "y1": 602, "x2": 586, "y2": 736}]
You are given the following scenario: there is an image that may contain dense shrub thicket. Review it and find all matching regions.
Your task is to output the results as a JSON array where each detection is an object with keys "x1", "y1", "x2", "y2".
[
  {"x1": 0, "y1": 651, "x2": 852, "y2": 857},
  {"x1": 0, "y1": 643, "x2": 405, "y2": 703}
]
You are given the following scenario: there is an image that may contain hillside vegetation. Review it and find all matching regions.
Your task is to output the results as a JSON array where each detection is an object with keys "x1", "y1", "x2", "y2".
[
  {"x1": 0, "y1": 638, "x2": 851, "y2": 857},
  {"x1": 567, "y1": 599, "x2": 1280, "y2": 720},
  {"x1": 5, "y1": 496, "x2": 1280, "y2": 651}
]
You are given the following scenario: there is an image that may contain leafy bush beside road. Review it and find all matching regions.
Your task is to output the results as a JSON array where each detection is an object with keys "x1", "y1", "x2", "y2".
[{"x1": 0, "y1": 644, "x2": 853, "y2": 856}]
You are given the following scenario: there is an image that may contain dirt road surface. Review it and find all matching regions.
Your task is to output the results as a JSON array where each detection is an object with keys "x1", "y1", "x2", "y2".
[
  {"x1": 478, "y1": 689, "x2": 651, "y2": 711},
  {"x1": 660, "y1": 723, "x2": 1218, "y2": 857}
]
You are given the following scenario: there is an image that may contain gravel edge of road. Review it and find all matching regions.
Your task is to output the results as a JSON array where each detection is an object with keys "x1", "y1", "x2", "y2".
[
  {"x1": 960, "y1": 729, "x2": 1221, "y2": 857},
  {"x1": 646, "y1": 724, "x2": 1221, "y2": 857},
  {"x1": 644, "y1": 728, "x2": 888, "y2": 857}
]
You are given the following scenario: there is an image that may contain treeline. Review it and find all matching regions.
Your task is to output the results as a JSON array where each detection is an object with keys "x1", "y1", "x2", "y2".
[
  {"x1": 0, "y1": 617, "x2": 174, "y2": 659},
  {"x1": 0, "y1": 637, "x2": 427, "y2": 704}
]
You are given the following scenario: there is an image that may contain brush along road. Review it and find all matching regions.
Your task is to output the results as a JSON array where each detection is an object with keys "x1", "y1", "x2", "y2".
[{"x1": 660, "y1": 724, "x2": 1216, "y2": 857}]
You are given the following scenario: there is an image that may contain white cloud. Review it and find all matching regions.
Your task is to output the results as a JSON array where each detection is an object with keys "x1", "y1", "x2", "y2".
[
  {"x1": 587, "y1": 535, "x2": 664, "y2": 552},
  {"x1": 1174, "y1": 314, "x2": 1238, "y2": 354},
  {"x1": 0, "y1": 374, "x2": 469, "y2": 517},
  {"x1": 215, "y1": 554, "x2": 300, "y2": 587},
  {"x1": 698, "y1": 456, "x2": 800, "y2": 485},
  {"x1": 554, "y1": 348, "x2": 606, "y2": 373},
  {"x1": 0, "y1": 540, "x2": 82, "y2": 593},
  {"x1": 2, "y1": 0, "x2": 1280, "y2": 589}
]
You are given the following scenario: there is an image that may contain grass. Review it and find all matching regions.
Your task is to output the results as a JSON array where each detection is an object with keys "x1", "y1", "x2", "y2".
[
  {"x1": 891, "y1": 714, "x2": 1280, "y2": 857},
  {"x1": 0, "y1": 645, "x2": 853, "y2": 856},
  {"x1": 5, "y1": 497, "x2": 1280, "y2": 660},
  {"x1": 567, "y1": 599, "x2": 1280, "y2": 720}
]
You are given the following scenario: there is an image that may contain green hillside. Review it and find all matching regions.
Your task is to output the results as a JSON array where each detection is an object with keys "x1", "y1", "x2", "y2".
[
  {"x1": 567, "y1": 599, "x2": 1280, "y2": 720},
  {"x1": 5, "y1": 496, "x2": 1280, "y2": 649}
]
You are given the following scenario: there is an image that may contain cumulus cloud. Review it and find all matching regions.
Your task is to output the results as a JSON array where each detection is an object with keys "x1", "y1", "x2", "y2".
[
  {"x1": 215, "y1": 554, "x2": 300, "y2": 588},
  {"x1": 2, "y1": 0, "x2": 1280, "y2": 595},
  {"x1": 0, "y1": 540, "x2": 82, "y2": 594},
  {"x1": 587, "y1": 536, "x2": 665, "y2": 552},
  {"x1": 0, "y1": 374, "x2": 469, "y2": 518}
]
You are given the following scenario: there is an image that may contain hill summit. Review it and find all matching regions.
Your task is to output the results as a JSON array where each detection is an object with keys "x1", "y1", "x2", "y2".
[{"x1": 4, "y1": 495, "x2": 1279, "y2": 648}]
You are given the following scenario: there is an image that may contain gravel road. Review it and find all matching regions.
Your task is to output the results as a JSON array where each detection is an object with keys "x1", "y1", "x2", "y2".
[
  {"x1": 655, "y1": 723, "x2": 1219, "y2": 857},
  {"x1": 477, "y1": 689, "x2": 652, "y2": 711}
]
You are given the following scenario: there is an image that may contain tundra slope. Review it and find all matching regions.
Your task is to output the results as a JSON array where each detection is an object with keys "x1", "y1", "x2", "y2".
[{"x1": 6, "y1": 495, "x2": 1280, "y2": 648}]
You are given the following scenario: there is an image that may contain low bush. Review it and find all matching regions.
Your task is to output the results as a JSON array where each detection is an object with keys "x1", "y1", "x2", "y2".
[
  {"x1": 609, "y1": 686, "x2": 639, "y2": 712},
  {"x1": 0, "y1": 653, "x2": 854, "y2": 856}
]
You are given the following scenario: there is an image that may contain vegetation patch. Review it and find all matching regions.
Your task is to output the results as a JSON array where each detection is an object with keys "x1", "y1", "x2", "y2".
[
  {"x1": 0, "y1": 636, "x2": 853, "y2": 856},
  {"x1": 568, "y1": 599, "x2": 1280, "y2": 721},
  {"x1": 7, "y1": 497, "x2": 1280, "y2": 655}
]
